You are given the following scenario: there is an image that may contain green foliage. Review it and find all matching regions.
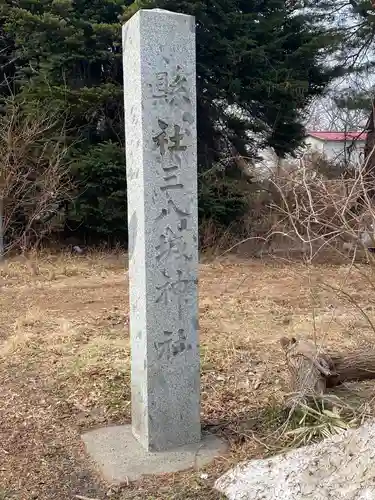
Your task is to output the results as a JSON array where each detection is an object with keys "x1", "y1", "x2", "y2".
[
  {"x1": 124, "y1": 0, "x2": 337, "y2": 161},
  {"x1": 336, "y1": 0, "x2": 375, "y2": 73},
  {"x1": 198, "y1": 172, "x2": 248, "y2": 227},
  {"x1": 1, "y1": 0, "x2": 125, "y2": 143},
  {"x1": 0, "y1": 0, "x2": 339, "y2": 243},
  {"x1": 122, "y1": 0, "x2": 339, "y2": 228},
  {"x1": 308, "y1": 1, "x2": 375, "y2": 78},
  {"x1": 1, "y1": 0, "x2": 127, "y2": 241},
  {"x1": 68, "y1": 141, "x2": 127, "y2": 243},
  {"x1": 335, "y1": 92, "x2": 372, "y2": 113}
]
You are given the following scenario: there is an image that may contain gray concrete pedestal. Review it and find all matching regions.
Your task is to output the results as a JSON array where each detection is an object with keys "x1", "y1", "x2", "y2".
[{"x1": 82, "y1": 425, "x2": 227, "y2": 483}]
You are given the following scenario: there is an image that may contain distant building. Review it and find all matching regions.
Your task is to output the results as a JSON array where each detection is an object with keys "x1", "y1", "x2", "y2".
[{"x1": 305, "y1": 131, "x2": 367, "y2": 164}]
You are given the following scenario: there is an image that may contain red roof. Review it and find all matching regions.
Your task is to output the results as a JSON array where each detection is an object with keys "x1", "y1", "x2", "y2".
[{"x1": 307, "y1": 131, "x2": 367, "y2": 141}]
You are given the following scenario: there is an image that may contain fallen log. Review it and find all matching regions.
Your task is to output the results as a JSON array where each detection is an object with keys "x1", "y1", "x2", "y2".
[
  {"x1": 327, "y1": 350, "x2": 375, "y2": 387},
  {"x1": 280, "y1": 336, "x2": 375, "y2": 396}
]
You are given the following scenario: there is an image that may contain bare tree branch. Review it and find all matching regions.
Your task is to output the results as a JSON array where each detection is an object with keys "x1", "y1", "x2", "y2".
[{"x1": 0, "y1": 95, "x2": 74, "y2": 256}]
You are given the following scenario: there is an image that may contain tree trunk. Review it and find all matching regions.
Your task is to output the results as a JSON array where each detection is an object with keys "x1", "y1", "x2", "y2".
[
  {"x1": 281, "y1": 337, "x2": 375, "y2": 396},
  {"x1": 327, "y1": 349, "x2": 375, "y2": 387},
  {"x1": 0, "y1": 195, "x2": 4, "y2": 262},
  {"x1": 362, "y1": 100, "x2": 375, "y2": 203},
  {"x1": 365, "y1": 103, "x2": 375, "y2": 171},
  {"x1": 347, "y1": 101, "x2": 375, "y2": 217}
]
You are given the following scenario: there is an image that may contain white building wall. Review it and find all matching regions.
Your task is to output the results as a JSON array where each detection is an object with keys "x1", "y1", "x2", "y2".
[
  {"x1": 323, "y1": 139, "x2": 365, "y2": 164},
  {"x1": 252, "y1": 135, "x2": 366, "y2": 179},
  {"x1": 304, "y1": 136, "x2": 365, "y2": 164},
  {"x1": 304, "y1": 136, "x2": 324, "y2": 154}
]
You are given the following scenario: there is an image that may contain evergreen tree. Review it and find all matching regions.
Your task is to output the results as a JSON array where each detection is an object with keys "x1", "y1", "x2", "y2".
[
  {"x1": 124, "y1": 0, "x2": 338, "y2": 163},
  {"x1": 0, "y1": 0, "x2": 338, "y2": 239}
]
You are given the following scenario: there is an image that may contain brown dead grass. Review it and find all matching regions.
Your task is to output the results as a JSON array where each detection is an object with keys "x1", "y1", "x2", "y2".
[{"x1": 1, "y1": 252, "x2": 375, "y2": 499}]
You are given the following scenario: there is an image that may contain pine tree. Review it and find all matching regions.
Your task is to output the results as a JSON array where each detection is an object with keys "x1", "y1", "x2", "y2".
[
  {"x1": 0, "y1": 0, "x2": 338, "y2": 236},
  {"x1": 124, "y1": 0, "x2": 338, "y2": 163}
]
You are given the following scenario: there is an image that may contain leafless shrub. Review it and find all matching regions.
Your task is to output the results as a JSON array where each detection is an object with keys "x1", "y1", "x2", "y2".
[
  {"x1": 267, "y1": 149, "x2": 375, "y2": 436},
  {"x1": 0, "y1": 96, "x2": 73, "y2": 259},
  {"x1": 268, "y1": 152, "x2": 375, "y2": 263}
]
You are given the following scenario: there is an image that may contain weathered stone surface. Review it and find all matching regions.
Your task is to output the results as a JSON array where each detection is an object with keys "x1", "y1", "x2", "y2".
[
  {"x1": 82, "y1": 11, "x2": 228, "y2": 483},
  {"x1": 215, "y1": 421, "x2": 375, "y2": 500},
  {"x1": 123, "y1": 9, "x2": 199, "y2": 452},
  {"x1": 82, "y1": 425, "x2": 227, "y2": 483}
]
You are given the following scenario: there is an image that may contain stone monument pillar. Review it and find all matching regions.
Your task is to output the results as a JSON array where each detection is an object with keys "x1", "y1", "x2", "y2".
[
  {"x1": 82, "y1": 10, "x2": 226, "y2": 482},
  {"x1": 123, "y1": 8, "x2": 200, "y2": 452}
]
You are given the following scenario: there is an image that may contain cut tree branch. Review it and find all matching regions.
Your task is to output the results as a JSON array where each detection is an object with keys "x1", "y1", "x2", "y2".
[{"x1": 281, "y1": 337, "x2": 375, "y2": 397}]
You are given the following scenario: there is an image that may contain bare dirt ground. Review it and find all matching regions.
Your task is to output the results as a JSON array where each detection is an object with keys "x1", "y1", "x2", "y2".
[{"x1": 1, "y1": 252, "x2": 375, "y2": 500}]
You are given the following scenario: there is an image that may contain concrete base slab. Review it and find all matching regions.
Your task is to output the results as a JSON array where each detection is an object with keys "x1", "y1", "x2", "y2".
[{"x1": 82, "y1": 425, "x2": 227, "y2": 483}]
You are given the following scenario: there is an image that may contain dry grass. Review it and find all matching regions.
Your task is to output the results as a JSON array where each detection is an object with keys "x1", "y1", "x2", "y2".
[{"x1": 2, "y1": 252, "x2": 375, "y2": 499}]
